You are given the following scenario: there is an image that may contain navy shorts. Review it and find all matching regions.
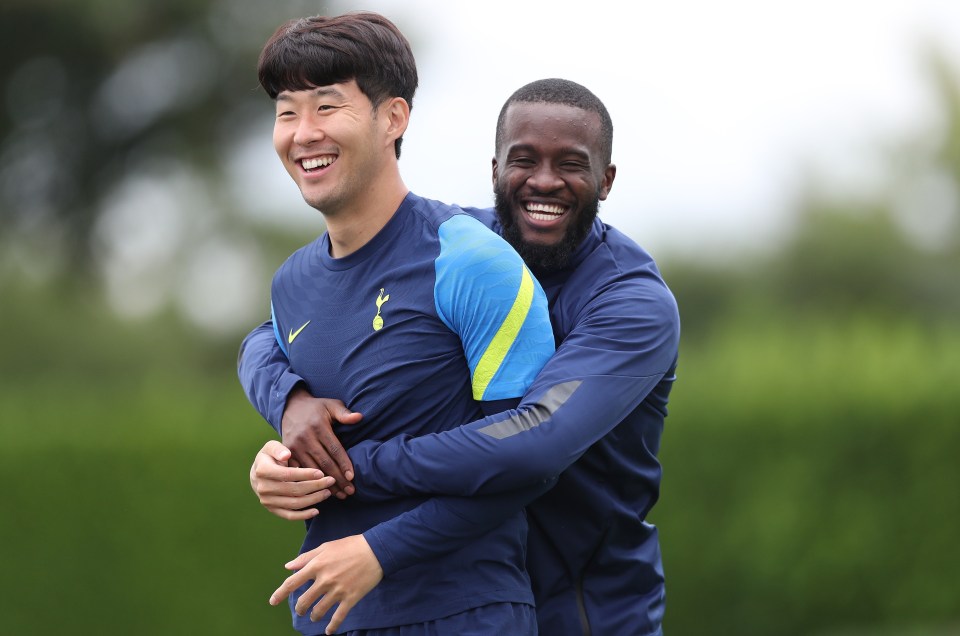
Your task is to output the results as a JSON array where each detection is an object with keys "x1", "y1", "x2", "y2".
[{"x1": 335, "y1": 602, "x2": 537, "y2": 636}]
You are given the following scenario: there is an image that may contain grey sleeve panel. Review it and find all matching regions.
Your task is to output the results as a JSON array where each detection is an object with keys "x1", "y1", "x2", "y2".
[{"x1": 476, "y1": 380, "x2": 582, "y2": 440}]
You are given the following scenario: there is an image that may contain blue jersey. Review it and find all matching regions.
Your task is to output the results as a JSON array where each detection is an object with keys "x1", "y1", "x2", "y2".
[
  {"x1": 257, "y1": 193, "x2": 554, "y2": 633},
  {"x1": 239, "y1": 208, "x2": 679, "y2": 636},
  {"x1": 348, "y1": 212, "x2": 680, "y2": 636}
]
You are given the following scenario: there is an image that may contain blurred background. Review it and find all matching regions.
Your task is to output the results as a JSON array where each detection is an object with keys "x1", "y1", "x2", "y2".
[{"x1": 1, "y1": 0, "x2": 958, "y2": 634}]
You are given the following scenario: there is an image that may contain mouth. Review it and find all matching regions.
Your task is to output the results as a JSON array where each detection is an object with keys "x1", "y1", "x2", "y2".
[
  {"x1": 299, "y1": 154, "x2": 337, "y2": 173},
  {"x1": 523, "y1": 201, "x2": 567, "y2": 222}
]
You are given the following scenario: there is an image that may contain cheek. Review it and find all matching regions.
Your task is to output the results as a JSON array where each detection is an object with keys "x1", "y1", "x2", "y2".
[
  {"x1": 498, "y1": 172, "x2": 525, "y2": 195},
  {"x1": 272, "y1": 129, "x2": 286, "y2": 158}
]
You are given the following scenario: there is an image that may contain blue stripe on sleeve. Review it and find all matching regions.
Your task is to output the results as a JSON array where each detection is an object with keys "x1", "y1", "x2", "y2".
[
  {"x1": 434, "y1": 214, "x2": 554, "y2": 401},
  {"x1": 271, "y1": 302, "x2": 288, "y2": 357}
]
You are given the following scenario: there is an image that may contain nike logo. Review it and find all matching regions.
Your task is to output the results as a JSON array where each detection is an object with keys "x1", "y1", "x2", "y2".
[{"x1": 288, "y1": 321, "x2": 310, "y2": 344}]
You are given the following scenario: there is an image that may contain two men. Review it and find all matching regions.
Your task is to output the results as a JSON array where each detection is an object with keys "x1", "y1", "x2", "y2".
[
  {"x1": 242, "y1": 12, "x2": 556, "y2": 635},
  {"x1": 244, "y1": 76, "x2": 681, "y2": 636}
]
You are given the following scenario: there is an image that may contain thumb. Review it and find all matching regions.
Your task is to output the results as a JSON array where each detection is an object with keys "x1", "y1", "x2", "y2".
[
  {"x1": 263, "y1": 439, "x2": 292, "y2": 463},
  {"x1": 337, "y1": 408, "x2": 363, "y2": 426}
]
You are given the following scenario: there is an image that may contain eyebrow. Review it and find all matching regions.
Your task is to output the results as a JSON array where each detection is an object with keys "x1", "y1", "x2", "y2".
[
  {"x1": 507, "y1": 143, "x2": 591, "y2": 159},
  {"x1": 276, "y1": 86, "x2": 348, "y2": 102}
]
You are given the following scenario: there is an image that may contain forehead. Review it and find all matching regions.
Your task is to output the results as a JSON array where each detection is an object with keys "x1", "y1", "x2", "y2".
[
  {"x1": 500, "y1": 102, "x2": 603, "y2": 154},
  {"x1": 276, "y1": 79, "x2": 365, "y2": 103}
]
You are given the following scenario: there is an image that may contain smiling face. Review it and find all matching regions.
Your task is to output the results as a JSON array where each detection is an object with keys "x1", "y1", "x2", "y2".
[
  {"x1": 493, "y1": 101, "x2": 616, "y2": 273},
  {"x1": 273, "y1": 80, "x2": 391, "y2": 216}
]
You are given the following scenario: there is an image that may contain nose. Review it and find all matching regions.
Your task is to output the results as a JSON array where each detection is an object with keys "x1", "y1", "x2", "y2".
[
  {"x1": 526, "y1": 163, "x2": 564, "y2": 193},
  {"x1": 293, "y1": 112, "x2": 325, "y2": 147}
]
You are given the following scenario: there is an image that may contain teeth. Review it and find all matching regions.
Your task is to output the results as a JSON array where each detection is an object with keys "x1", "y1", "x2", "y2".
[
  {"x1": 526, "y1": 203, "x2": 565, "y2": 220},
  {"x1": 302, "y1": 156, "x2": 335, "y2": 170}
]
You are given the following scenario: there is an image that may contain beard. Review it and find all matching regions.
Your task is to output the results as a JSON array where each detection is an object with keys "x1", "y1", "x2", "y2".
[{"x1": 494, "y1": 182, "x2": 599, "y2": 275}]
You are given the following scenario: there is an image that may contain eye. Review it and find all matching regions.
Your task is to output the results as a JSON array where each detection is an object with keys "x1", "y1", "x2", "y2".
[
  {"x1": 318, "y1": 104, "x2": 338, "y2": 113},
  {"x1": 276, "y1": 110, "x2": 295, "y2": 119}
]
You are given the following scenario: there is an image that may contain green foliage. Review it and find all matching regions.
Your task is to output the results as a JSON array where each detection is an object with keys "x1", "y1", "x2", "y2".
[
  {"x1": 0, "y1": 0, "x2": 331, "y2": 276},
  {"x1": 2, "y1": 282, "x2": 958, "y2": 635},
  {"x1": 658, "y1": 316, "x2": 960, "y2": 635},
  {"x1": 1, "y1": 284, "x2": 300, "y2": 633},
  {"x1": 2, "y1": 5, "x2": 960, "y2": 635}
]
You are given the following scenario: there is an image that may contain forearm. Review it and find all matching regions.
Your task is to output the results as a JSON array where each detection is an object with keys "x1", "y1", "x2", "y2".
[
  {"x1": 363, "y1": 479, "x2": 555, "y2": 576},
  {"x1": 237, "y1": 320, "x2": 304, "y2": 433},
  {"x1": 351, "y1": 372, "x2": 663, "y2": 501},
  {"x1": 350, "y1": 293, "x2": 680, "y2": 501}
]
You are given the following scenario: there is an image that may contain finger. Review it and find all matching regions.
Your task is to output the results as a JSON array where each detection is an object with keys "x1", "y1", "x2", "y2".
[
  {"x1": 256, "y1": 463, "x2": 326, "y2": 484},
  {"x1": 339, "y1": 411, "x2": 363, "y2": 425},
  {"x1": 294, "y1": 444, "x2": 352, "y2": 499},
  {"x1": 309, "y1": 449, "x2": 348, "y2": 493},
  {"x1": 330, "y1": 401, "x2": 363, "y2": 426},
  {"x1": 263, "y1": 440, "x2": 292, "y2": 462},
  {"x1": 294, "y1": 580, "x2": 326, "y2": 617},
  {"x1": 270, "y1": 569, "x2": 308, "y2": 606},
  {"x1": 292, "y1": 443, "x2": 335, "y2": 478},
  {"x1": 261, "y1": 489, "x2": 331, "y2": 512},
  {"x1": 311, "y1": 591, "x2": 339, "y2": 624},
  {"x1": 267, "y1": 505, "x2": 319, "y2": 521},
  {"x1": 259, "y1": 476, "x2": 335, "y2": 497},
  {"x1": 284, "y1": 546, "x2": 321, "y2": 570},
  {"x1": 316, "y1": 427, "x2": 356, "y2": 486},
  {"x1": 324, "y1": 598, "x2": 356, "y2": 633}
]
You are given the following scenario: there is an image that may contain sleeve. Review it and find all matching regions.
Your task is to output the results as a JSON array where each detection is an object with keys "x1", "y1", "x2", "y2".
[
  {"x1": 363, "y1": 479, "x2": 556, "y2": 576},
  {"x1": 356, "y1": 216, "x2": 556, "y2": 572},
  {"x1": 236, "y1": 319, "x2": 306, "y2": 435},
  {"x1": 434, "y1": 214, "x2": 555, "y2": 401},
  {"x1": 348, "y1": 275, "x2": 681, "y2": 501}
]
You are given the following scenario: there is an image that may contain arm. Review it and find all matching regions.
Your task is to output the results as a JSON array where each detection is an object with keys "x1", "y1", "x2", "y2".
[
  {"x1": 238, "y1": 320, "x2": 360, "y2": 493},
  {"x1": 348, "y1": 277, "x2": 681, "y2": 500},
  {"x1": 237, "y1": 320, "x2": 303, "y2": 434},
  {"x1": 270, "y1": 480, "x2": 556, "y2": 634}
]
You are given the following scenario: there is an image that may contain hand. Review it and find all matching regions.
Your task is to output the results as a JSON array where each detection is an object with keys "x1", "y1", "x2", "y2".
[
  {"x1": 269, "y1": 535, "x2": 384, "y2": 635},
  {"x1": 250, "y1": 440, "x2": 336, "y2": 521},
  {"x1": 282, "y1": 386, "x2": 363, "y2": 499}
]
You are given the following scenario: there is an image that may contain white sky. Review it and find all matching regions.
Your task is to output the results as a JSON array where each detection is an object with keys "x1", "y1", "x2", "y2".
[{"x1": 241, "y1": 0, "x2": 960, "y2": 260}]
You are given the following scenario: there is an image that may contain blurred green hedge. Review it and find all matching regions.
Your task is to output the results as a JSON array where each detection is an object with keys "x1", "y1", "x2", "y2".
[
  {"x1": 1, "y1": 288, "x2": 958, "y2": 635},
  {"x1": 658, "y1": 316, "x2": 960, "y2": 635}
]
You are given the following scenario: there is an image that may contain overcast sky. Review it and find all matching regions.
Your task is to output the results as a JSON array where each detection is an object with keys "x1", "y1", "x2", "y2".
[{"x1": 238, "y1": 0, "x2": 960, "y2": 260}]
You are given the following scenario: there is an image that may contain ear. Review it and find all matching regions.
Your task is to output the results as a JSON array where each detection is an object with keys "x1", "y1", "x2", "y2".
[
  {"x1": 598, "y1": 164, "x2": 616, "y2": 201},
  {"x1": 491, "y1": 157, "x2": 499, "y2": 186},
  {"x1": 383, "y1": 97, "x2": 410, "y2": 145}
]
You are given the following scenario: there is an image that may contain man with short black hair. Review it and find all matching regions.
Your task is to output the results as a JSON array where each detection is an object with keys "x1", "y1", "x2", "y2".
[{"x1": 243, "y1": 77, "x2": 680, "y2": 635}]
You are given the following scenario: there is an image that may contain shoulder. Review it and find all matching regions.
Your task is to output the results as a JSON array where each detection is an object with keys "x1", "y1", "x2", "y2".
[
  {"x1": 403, "y1": 195, "x2": 517, "y2": 264},
  {"x1": 272, "y1": 236, "x2": 324, "y2": 285},
  {"x1": 569, "y1": 222, "x2": 679, "y2": 327}
]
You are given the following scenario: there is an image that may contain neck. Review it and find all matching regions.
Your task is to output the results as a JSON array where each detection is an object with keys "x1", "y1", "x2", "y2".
[{"x1": 325, "y1": 166, "x2": 408, "y2": 258}]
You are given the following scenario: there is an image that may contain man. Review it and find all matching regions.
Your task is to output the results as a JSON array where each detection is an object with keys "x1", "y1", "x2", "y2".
[
  {"x1": 242, "y1": 78, "x2": 681, "y2": 635},
  {"x1": 240, "y1": 12, "x2": 556, "y2": 635}
]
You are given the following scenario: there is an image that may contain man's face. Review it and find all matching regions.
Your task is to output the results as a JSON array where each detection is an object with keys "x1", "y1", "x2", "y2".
[
  {"x1": 273, "y1": 80, "x2": 387, "y2": 216},
  {"x1": 493, "y1": 102, "x2": 615, "y2": 272}
]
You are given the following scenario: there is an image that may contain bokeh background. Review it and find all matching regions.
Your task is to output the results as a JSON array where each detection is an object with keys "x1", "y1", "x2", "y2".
[{"x1": 2, "y1": 0, "x2": 958, "y2": 634}]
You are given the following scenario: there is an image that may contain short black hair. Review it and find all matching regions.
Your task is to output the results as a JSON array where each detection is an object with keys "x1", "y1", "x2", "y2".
[
  {"x1": 495, "y1": 78, "x2": 613, "y2": 164},
  {"x1": 258, "y1": 11, "x2": 418, "y2": 158}
]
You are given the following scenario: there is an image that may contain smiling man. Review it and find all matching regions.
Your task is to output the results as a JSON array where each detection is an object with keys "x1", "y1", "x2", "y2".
[
  {"x1": 242, "y1": 78, "x2": 681, "y2": 636},
  {"x1": 242, "y1": 12, "x2": 556, "y2": 636}
]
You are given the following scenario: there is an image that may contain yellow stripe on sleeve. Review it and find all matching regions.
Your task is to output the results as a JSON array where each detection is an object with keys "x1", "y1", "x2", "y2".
[{"x1": 473, "y1": 266, "x2": 535, "y2": 400}]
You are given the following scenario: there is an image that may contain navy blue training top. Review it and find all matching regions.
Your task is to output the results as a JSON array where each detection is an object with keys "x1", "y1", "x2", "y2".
[
  {"x1": 256, "y1": 193, "x2": 554, "y2": 633},
  {"x1": 240, "y1": 208, "x2": 679, "y2": 636}
]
